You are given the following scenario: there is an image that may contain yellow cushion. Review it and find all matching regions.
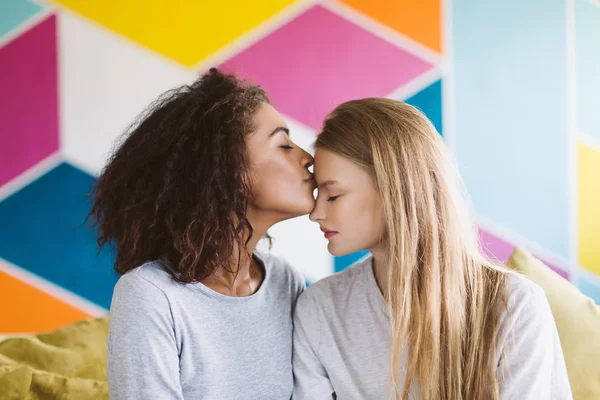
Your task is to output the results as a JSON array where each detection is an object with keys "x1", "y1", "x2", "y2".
[
  {"x1": 508, "y1": 247, "x2": 600, "y2": 400},
  {"x1": 0, "y1": 316, "x2": 109, "y2": 400}
]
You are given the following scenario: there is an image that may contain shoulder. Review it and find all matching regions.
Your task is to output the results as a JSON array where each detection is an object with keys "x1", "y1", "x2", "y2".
[
  {"x1": 505, "y1": 272, "x2": 549, "y2": 319},
  {"x1": 257, "y1": 251, "x2": 306, "y2": 296},
  {"x1": 295, "y1": 257, "x2": 371, "y2": 317},
  {"x1": 109, "y1": 261, "x2": 181, "y2": 330},
  {"x1": 498, "y1": 272, "x2": 556, "y2": 344},
  {"x1": 112, "y1": 260, "x2": 181, "y2": 303},
  {"x1": 495, "y1": 273, "x2": 571, "y2": 398}
]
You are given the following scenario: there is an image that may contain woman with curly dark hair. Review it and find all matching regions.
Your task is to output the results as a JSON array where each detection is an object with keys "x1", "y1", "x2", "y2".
[{"x1": 90, "y1": 68, "x2": 315, "y2": 399}]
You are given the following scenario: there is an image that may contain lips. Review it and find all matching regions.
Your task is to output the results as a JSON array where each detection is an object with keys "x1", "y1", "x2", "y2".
[
  {"x1": 320, "y1": 227, "x2": 338, "y2": 239},
  {"x1": 304, "y1": 175, "x2": 316, "y2": 189}
]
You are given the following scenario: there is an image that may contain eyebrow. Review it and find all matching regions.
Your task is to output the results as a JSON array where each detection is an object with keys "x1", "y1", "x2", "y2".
[
  {"x1": 269, "y1": 127, "x2": 290, "y2": 137},
  {"x1": 318, "y1": 180, "x2": 338, "y2": 189}
]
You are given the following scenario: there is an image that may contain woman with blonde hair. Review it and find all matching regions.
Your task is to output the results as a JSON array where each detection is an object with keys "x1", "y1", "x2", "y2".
[{"x1": 292, "y1": 98, "x2": 571, "y2": 399}]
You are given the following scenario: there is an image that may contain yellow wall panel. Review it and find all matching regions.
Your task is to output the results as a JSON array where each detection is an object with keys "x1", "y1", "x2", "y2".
[
  {"x1": 579, "y1": 142, "x2": 600, "y2": 275},
  {"x1": 52, "y1": 0, "x2": 299, "y2": 66}
]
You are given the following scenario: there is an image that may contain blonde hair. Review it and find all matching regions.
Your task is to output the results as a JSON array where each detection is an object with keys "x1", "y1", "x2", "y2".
[{"x1": 315, "y1": 98, "x2": 510, "y2": 400}]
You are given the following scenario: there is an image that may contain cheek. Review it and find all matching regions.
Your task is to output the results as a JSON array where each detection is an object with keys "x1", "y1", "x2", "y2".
[
  {"x1": 369, "y1": 208, "x2": 386, "y2": 241},
  {"x1": 349, "y1": 196, "x2": 385, "y2": 243},
  {"x1": 324, "y1": 195, "x2": 384, "y2": 256},
  {"x1": 366, "y1": 197, "x2": 385, "y2": 237},
  {"x1": 260, "y1": 157, "x2": 299, "y2": 182},
  {"x1": 249, "y1": 157, "x2": 313, "y2": 209}
]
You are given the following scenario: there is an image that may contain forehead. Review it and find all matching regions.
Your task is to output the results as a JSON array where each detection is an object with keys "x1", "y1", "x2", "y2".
[
  {"x1": 314, "y1": 149, "x2": 370, "y2": 185},
  {"x1": 314, "y1": 149, "x2": 348, "y2": 171},
  {"x1": 250, "y1": 103, "x2": 287, "y2": 133}
]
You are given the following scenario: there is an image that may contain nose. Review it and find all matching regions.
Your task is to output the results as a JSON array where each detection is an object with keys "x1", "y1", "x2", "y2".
[
  {"x1": 299, "y1": 148, "x2": 314, "y2": 170},
  {"x1": 309, "y1": 200, "x2": 323, "y2": 223}
]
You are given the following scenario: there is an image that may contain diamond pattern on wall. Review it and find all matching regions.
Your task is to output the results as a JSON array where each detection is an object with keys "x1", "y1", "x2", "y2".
[
  {"x1": 0, "y1": 0, "x2": 44, "y2": 38},
  {"x1": 404, "y1": 79, "x2": 443, "y2": 135},
  {"x1": 221, "y1": 5, "x2": 433, "y2": 130},
  {"x1": 339, "y1": 0, "x2": 441, "y2": 52},
  {"x1": 0, "y1": 263, "x2": 90, "y2": 333},
  {"x1": 0, "y1": 0, "x2": 598, "y2": 330},
  {"x1": 52, "y1": 0, "x2": 300, "y2": 67},
  {"x1": 0, "y1": 15, "x2": 59, "y2": 187},
  {"x1": 0, "y1": 163, "x2": 117, "y2": 309},
  {"x1": 58, "y1": 12, "x2": 196, "y2": 175},
  {"x1": 479, "y1": 229, "x2": 568, "y2": 279},
  {"x1": 578, "y1": 142, "x2": 600, "y2": 275}
]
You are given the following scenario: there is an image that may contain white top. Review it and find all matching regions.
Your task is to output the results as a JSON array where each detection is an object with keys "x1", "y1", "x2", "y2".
[
  {"x1": 292, "y1": 256, "x2": 572, "y2": 399},
  {"x1": 108, "y1": 251, "x2": 305, "y2": 400}
]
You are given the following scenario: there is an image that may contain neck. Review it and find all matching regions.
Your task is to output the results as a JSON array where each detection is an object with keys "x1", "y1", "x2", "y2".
[
  {"x1": 209, "y1": 209, "x2": 273, "y2": 290},
  {"x1": 369, "y1": 243, "x2": 390, "y2": 300}
]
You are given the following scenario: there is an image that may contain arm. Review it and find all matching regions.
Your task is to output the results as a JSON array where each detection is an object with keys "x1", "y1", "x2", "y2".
[
  {"x1": 107, "y1": 271, "x2": 184, "y2": 400},
  {"x1": 498, "y1": 285, "x2": 572, "y2": 400},
  {"x1": 292, "y1": 292, "x2": 335, "y2": 400}
]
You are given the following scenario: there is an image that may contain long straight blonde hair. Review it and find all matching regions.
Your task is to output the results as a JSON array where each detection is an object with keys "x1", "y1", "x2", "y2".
[{"x1": 315, "y1": 98, "x2": 511, "y2": 400}]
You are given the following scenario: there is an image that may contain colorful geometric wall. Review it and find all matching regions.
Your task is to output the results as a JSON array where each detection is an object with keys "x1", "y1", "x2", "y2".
[{"x1": 1, "y1": 0, "x2": 598, "y2": 333}]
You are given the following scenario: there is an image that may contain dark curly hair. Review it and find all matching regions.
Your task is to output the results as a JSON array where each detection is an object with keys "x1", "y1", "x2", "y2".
[{"x1": 88, "y1": 68, "x2": 270, "y2": 283}]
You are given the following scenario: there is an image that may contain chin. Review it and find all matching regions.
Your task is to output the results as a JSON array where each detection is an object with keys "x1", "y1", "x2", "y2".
[
  {"x1": 294, "y1": 198, "x2": 316, "y2": 215},
  {"x1": 278, "y1": 201, "x2": 314, "y2": 219},
  {"x1": 327, "y1": 242, "x2": 348, "y2": 257},
  {"x1": 328, "y1": 241, "x2": 365, "y2": 258}
]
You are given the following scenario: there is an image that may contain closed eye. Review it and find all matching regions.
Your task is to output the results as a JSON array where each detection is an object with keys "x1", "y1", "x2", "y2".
[
  {"x1": 327, "y1": 195, "x2": 339, "y2": 202},
  {"x1": 280, "y1": 145, "x2": 294, "y2": 150}
]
